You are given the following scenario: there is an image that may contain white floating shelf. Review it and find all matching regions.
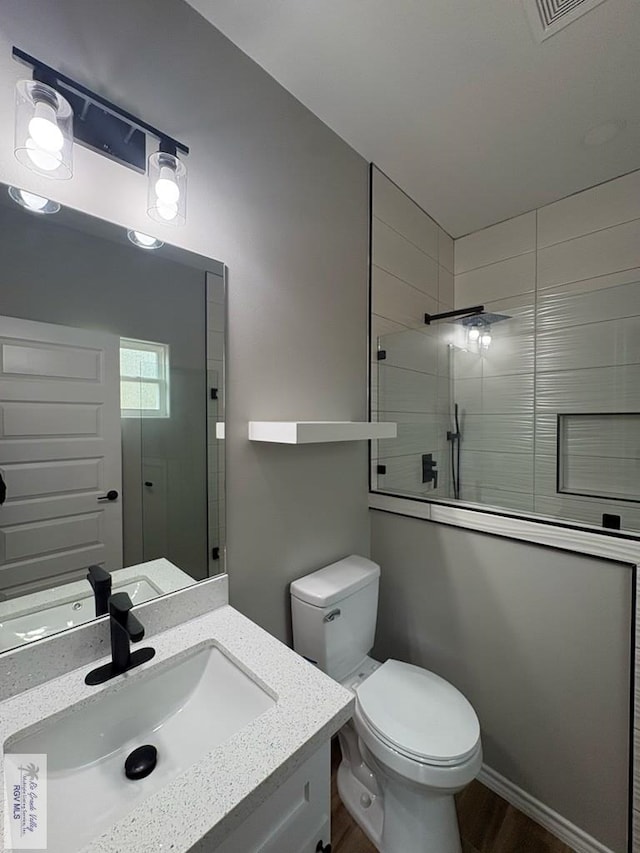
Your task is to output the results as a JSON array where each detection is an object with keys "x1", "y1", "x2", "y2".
[{"x1": 248, "y1": 421, "x2": 397, "y2": 444}]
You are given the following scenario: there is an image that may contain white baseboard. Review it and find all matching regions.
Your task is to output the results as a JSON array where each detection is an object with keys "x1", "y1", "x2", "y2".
[{"x1": 478, "y1": 764, "x2": 616, "y2": 853}]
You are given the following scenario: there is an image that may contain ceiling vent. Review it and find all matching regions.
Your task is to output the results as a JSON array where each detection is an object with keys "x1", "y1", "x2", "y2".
[{"x1": 524, "y1": 0, "x2": 610, "y2": 40}]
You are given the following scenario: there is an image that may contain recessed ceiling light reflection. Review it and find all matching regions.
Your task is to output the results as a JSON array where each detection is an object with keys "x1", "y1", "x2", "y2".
[
  {"x1": 127, "y1": 230, "x2": 164, "y2": 250},
  {"x1": 8, "y1": 185, "x2": 60, "y2": 214}
]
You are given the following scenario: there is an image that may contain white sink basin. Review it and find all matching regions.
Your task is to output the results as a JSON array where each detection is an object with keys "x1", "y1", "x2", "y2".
[
  {"x1": 0, "y1": 577, "x2": 161, "y2": 651},
  {"x1": 5, "y1": 643, "x2": 276, "y2": 853},
  {"x1": 0, "y1": 559, "x2": 196, "y2": 652}
]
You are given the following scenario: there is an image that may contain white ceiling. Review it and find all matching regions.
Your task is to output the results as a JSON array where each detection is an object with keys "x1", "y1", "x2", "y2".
[{"x1": 185, "y1": 0, "x2": 640, "y2": 237}]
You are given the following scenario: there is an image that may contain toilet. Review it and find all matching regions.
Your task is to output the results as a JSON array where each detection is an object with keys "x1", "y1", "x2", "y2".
[{"x1": 290, "y1": 555, "x2": 482, "y2": 853}]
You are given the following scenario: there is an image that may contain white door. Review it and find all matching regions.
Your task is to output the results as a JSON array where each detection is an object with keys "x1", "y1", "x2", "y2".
[{"x1": 0, "y1": 316, "x2": 122, "y2": 596}]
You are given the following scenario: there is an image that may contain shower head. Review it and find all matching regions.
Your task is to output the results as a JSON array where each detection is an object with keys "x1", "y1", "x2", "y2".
[
  {"x1": 424, "y1": 305, "x2": 512, "y2": 327},
  {"x1": 455, "y1": 312, "x2": 511, "y2": 327}
]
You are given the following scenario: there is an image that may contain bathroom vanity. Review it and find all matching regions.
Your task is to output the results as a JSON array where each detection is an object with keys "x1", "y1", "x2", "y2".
[{"x1": 0, "y1": 574, "x2": 352, "y2": 853}]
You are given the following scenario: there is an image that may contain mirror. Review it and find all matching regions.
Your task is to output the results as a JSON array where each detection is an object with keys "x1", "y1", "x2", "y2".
[{"x1": 0, "y1": 183, "x2": 225, "y2": 652}]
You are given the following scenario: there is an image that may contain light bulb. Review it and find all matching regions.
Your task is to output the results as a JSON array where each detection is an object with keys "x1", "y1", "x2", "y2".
[
  {"x1": 468, "y1": 327, "x2": 480, "y2": 342},
  {"x1": 19, "y1": 190, "x2": 49, "y2": 211},
  {"x1": 147, "y1": 151, "x2": 186, "y2": 226},
  {"x1": 481, "y1": 332, "x2": 492, "y2": 348},
  {"x1": 133, "y1": 232, "x2": 157, "y2": 247},
  {"x1": 127, "y1": 230, "x2": 164, "y2": 250},
  {"x1": 157, "y1": 201, "x2": 178, "y2": 221},
  {"x1": 28, "y1": 101, "x2": 64, "y2": 152},
  {"x1": 155, "y1": 166, "x2": 180, "y2": 205},
  {"x1": 26, "y1": 137, "x2": 60, "y2": 171}
]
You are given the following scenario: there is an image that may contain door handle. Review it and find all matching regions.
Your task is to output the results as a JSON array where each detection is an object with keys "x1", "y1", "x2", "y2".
[
  {"x1": 97, "y1": 490, "x2": 119, "y2": 502},
  {"x1": 0, "y1": 472, "x2": 6, "y2": 505}
]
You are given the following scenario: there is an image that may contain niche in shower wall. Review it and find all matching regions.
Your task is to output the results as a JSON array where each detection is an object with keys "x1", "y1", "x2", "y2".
[{"x1": 557, "y1": 413, "x2": 640, "y2": 502}]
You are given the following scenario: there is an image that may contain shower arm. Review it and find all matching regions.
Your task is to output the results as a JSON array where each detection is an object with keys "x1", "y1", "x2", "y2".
[{"x1": 424, "y1": 305, "x2": 484, "y2": 325}]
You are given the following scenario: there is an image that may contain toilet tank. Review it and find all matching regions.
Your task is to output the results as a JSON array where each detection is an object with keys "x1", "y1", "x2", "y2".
[{"x1": 290, "y1": 555, "x2": 380, "y2": 682}]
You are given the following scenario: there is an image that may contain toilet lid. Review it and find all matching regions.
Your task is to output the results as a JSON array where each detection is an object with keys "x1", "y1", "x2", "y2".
[{"x1": 355, "y1": 660, "x2": 480, "y2": 765}]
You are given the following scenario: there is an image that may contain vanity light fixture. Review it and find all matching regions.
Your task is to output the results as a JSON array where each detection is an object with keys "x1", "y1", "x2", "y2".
[
  {"x1": 127, "y1": 230, "x2": 164, "y2": 250},
  {"x1": 12, "y1": 47, "x2": 189, "y2": 224},
  {"x1": 8, "y1": 185, "x2": 61, "y2": 214}
]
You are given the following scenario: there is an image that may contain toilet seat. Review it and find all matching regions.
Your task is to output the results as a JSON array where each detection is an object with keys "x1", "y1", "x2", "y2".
[{"x1": 354, "y1": 659, "x2": 481, "y2": 767}]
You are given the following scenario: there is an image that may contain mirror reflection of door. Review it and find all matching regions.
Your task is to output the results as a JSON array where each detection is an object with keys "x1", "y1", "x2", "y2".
[{"x1": 0, "y1": 315, "x2": 122, "y2": 598}]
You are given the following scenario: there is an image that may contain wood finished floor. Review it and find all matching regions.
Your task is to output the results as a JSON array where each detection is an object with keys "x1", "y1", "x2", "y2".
[{"x1": 330, "y1": 741, "x2": 573, "y2": 853}]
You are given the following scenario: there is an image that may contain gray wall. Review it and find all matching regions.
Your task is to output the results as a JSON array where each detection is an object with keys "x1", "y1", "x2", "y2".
[
  {"x1": 0, "y1": 0, "x2": 369, "y2": 641},
  {"x1": 371, "y1": 510, "x2": 632, "y2": 852},
  {"x1": 0, "y1": 201, "x2": 208, "y2": 580}
]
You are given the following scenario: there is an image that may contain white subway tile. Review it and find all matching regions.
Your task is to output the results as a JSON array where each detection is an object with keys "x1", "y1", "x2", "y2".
[
  {"x1": 438, "y1": 265, "x2": 454, "y2": 308},
  {"x1": 481, "y1": 333, "x2": 535, "y2": 377},
  {"x1": 484, "y1": 293, "x2": 536, "y2": 334},
  {"x1": 537, "y1": 316, "x2": 640, "y2": 372},
  {"x1": 372, "y1": 266, "x2": 437, "y2": 328},
  {"x1": 537, "y1": 266, "x2": 640, "y2": 297},
  {"x1": 482, "y1": 374, "x2": 534, "y2": 415},
  {"x1": 376, "y1": 451, "x2": 444, "y2": 497},
  {"x1": 455, "y1": 212, "x2": 536, "y2": 274},
  {"x1": 538, "y1": 170, "x2": 640, "y2": 248},
  {"x1": 555, "y1": 413, "x2": 640, "y2": 459},
  {"x1": 455, "y1": 252, "x2": 535, "y2": 307},
  {"x1": 376, "y1": 412, "x2": 447, "y2": 458},
  {"x1": 439, "y1": 228, "x2": 454, "y2": 273},
  {"x1": 373, "y1": 217, "x2": 438, "y2": 297},
  {"x1": 536, "y1": 364, "x2": 640, "y2": 412},
  {"x1": 460, "y1": 449, "x2": 534, "y2": 493},
  {"x1": 373, "y1": 169, "x2": 439, "y2": 260},
  {"x1": 537, "y1": 218, "x2": 640, "y2": 289},
  {"x1": 453, "y1": 347, "x2": 483, "y2": 380},
  {"x1": 372, "y1": 314, "x2": 406, "y2": 340},
  {"x1": 560, "y1": 453, "x2": 640, "y2": 502},
  {"x1": 378, "y1": 364, "x2": 438, "y2": 413},
  {"x1": 455, "y1": 377, "x2": 483, "y2": 414},
  {"x1": 458, "y1": 414, "x2": 534, "y2": 453},
  {"x1": 377, "y1": 328, "x2": 439, "y2": 373},
  {"x1": 537, "y1": 280, "x2": 640, "y2": 332}
]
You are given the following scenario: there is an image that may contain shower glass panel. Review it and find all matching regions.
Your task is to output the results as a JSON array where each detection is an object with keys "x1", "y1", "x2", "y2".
[
  {"x1": 373, "y1": 325, "x2": 452, "y2": 499},
  {"x1": 372, "y1": 276, "x2": 640, "y2": 534}
]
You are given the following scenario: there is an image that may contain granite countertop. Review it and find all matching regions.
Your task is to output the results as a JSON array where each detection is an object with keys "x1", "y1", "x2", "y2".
[{"x1": 0, "y1": 604, "x2": 354, "y2": 853}]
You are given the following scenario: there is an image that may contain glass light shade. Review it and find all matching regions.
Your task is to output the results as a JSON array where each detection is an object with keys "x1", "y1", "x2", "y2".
[
  {"x1": 480, "y1": 332, "x2": 492, "y2": 349},
  {"x1": 14, "y1": 80, "x2": 73, "y2": 179},
  {"x1": 8, "y1": 186, "x2": 60, "y2": 215},
  {"x1": 147, "y1": 151, "x2": 186, "y2": 226}
]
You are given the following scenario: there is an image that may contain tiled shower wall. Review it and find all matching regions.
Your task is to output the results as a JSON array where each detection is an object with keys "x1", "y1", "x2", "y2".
[
  {"x1": 454, "y1": 168, "x2": 640, "y2": 531},
  {"x1": 370, "y1": 167, "x2": 455, "y2": 497}
]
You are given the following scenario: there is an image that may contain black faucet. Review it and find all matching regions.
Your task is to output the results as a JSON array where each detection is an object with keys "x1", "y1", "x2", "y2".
[
  {"x1": 87, "y1": 565, "x2": 112, "y2": 617},
  {"x1": 85, "y1": 593, "x2": 155, "y2": 686}
]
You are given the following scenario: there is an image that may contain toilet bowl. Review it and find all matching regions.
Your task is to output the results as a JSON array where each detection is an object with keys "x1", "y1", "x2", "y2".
[{"x1": 290, "y1": 556, "x2": 482, "y2": 853}]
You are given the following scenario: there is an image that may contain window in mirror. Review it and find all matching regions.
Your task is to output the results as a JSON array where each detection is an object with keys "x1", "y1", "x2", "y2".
[{"x1": 120, "y1": 338, "x2": 170, "y2": 418}]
